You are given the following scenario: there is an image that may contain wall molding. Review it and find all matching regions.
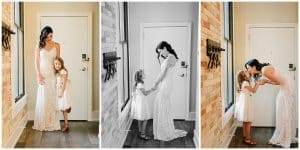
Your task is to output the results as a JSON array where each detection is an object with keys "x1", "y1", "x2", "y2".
[{"x1": 5, "y1": 112, "x2": 28, "y2": 148}]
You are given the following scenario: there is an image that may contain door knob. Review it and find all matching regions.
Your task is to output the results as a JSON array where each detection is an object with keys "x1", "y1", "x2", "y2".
[
  {"x1": 178, "y1": 74, "x2": 185, "y2": 77},
  {"x1": 81, "y1": 67, "x2": 87, "y2": 71}
]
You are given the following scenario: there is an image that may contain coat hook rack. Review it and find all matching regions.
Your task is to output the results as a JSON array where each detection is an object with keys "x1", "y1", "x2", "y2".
[
  {"x1": 2, "y1": 22, "x2": 15, "y2": 51},
  {"x1": 206, "y1": 39, "x2": 225, "y2": 69},
  {"x1": 103, "y1": 51, "x2": 121, "y2": 82}
]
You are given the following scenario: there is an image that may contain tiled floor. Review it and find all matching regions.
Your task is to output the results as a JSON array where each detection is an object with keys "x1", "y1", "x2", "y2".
[
  {"x1": 229, "y1": 127, "x2": 298, "y2": 148},
  {"x1": 15, "y1": 121, "x2": 99, "y2": 148},
  {"x1": 123, "y1": 119, "x2": 195, "y2": 148}
]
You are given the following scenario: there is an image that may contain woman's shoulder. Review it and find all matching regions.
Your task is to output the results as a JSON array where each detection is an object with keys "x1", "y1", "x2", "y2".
[
  {"x1": 261, "y1": 65, "x2": 274, "y2": 75},
  {"x1": 167, "y1": 55, "x2": 177, "y2": 67}
]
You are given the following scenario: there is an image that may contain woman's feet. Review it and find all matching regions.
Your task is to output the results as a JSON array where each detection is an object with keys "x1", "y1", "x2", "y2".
[
  {"x1": 243, "y1": 138, "x2": 257, "y2": 145},
  {"x1": 138, "y1": 132, "x2": 151, "y2": 140},
  {"x1": 61, "y1": 124, "x2": 69, "y2": 132}
]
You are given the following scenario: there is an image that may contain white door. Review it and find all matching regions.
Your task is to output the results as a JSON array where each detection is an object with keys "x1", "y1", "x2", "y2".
[
  {"x1": 40, "y1": 15, "x2": 92, "y2": 120},
  {"x1": 141, "y1": 23, "x2": 191, "y2": 119},
  {"x1": 246, "y1": 24, "x2": 298, "y2": 126}
]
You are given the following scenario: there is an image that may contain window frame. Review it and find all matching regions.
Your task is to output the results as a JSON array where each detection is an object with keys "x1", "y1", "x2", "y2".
[
  {"x1": 119, "y1": 2, "x2": 130, "y2": 111},
  {"x1": 13, "y1": 2, "x2": 25, "y2": 103},
  {"x1": 223, "y1": 2, "x2": 234, "y2": 113}
]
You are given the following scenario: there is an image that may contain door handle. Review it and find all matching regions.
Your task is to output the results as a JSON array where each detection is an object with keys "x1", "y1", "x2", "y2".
[
  {"x1": 81, "y1": 67, "x2": 87, "y2": 71},
  {"x1": 178, "y1": 74, "x2": 185, "y2": 77},
  {"x1": 289, "y1": 64, "x2": 296, "y2": 71}
]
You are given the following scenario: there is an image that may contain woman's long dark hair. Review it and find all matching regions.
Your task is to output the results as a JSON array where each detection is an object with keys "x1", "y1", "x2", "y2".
[
  {"x1": 245, "y1": 59, "x2": 270, "y2": 80},
  {"x1": 155, "y1": 41, "x2": 179, "y2": 64},
  {"x1": 39, "y1": 26, "x2": 53, "y2": 49}
]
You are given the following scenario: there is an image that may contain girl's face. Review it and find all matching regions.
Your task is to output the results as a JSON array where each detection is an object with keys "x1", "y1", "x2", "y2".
[
  {"x1": 246, "y1": 64, "x2": 256, "y2": 74},
  {"x1": 54, "y1": 60, "x2": 62, "y2": 71},
  {"x1": 244, "y1": 70, "x2": 250, "y2": 79},
  {"x1": 46, "y1": 33, "x2": 53, "y2": 42}
]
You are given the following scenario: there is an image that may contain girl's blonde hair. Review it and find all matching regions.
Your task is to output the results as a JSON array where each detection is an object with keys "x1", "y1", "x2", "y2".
[
  {"x1": 236, "y1": 70, "x2": 250, "y2": 92},
  {"x1": 134, "y1": 69, "x2": 144, "y2": 87},
  {"x1": 54, "y1": 57, "x2": 67, "y2": 74}
]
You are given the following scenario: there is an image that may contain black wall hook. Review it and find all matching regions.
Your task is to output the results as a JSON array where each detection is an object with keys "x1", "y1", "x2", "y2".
[
  {"x1": 206, "y1": 39, "x2": 225, "y2": 69},
  {"x1": 103, "y1": 51, "x2": 121, "y2": 82},
  {"x1": 2, "y1": 22, "x2": 15, "y2": 51}
]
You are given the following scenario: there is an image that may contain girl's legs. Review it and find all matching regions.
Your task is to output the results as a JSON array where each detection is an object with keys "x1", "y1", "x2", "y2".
[
  {"x1": 141, "y1": 120, "x2": 148, "y2": 135},
  {"x1": 137, "y1": 120, "x2": 150, "y2": 140},
  {"x1": 138, "y1": 120, "x2": 142, "y2": 133},
  {"x1": 62, "y1": 110, "x2": 69, "y2": 132},
  {"x1": 243, "y1": 122, "x2": 247, "y2": 138},
  {"x1": 244, "y1": 122, "x2": 256, "y2": 145}
]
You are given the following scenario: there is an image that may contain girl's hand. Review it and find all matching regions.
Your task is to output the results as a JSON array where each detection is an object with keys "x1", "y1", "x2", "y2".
[{"x1": 37, "y1": 73, "x2": 45, "y2": 85}]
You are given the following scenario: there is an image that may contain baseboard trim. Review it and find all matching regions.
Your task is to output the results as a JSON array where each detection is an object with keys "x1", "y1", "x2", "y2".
[
  {"x1": 91, "y1": 110, "x2": 99, "y2": 121},
  {"x1": 193, "y1": 129, "x2": 199, "y2": 148},
  {"x1": 223, "y1": 120, "x2": 238, "y2": 148},
  {"x1": 5, "y1": 112, "x2": 28, "y2": 148}
]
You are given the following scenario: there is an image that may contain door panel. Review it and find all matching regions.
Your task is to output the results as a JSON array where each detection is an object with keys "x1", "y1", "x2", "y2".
[
  {"x1": 248, "y1": 26, "x2": 297, "y2": 126},
  {"x1": 141, "y1": 24, "x2": 191, "y2": 119}
]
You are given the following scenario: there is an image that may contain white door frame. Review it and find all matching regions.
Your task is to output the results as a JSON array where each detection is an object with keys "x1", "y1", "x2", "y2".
[
  {"x1": 245, "y1": 23, "x2": 298, "y2": 126},
  {"x1": 37, "y1": 12, "x2": 93, "y2": 121},
  {"x1": 140, "y1": 22, "x2": 192, "y2": 119}
]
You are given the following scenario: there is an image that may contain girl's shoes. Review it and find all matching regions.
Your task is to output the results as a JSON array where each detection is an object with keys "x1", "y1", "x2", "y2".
[
  {"x1": 138, "y1": 133, "x2": 151, "y2": 140},
  {"x1": 243, "y1": 138, "x2": 256, "y2": 145},
  {"x1": 61, "y1": 124, "x2": 69, "y2": 132}
]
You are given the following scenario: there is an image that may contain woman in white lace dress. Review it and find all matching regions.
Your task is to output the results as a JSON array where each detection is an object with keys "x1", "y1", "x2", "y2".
[
  {"x1": 151, "y1": 41, "x2": 187, "y2": 141},
  {"x1": 245, "y1": 59, "x2": 297, "y2": 148},
  {"x1": 33, "y1": 26, "x2": 61, "y2": 131}
]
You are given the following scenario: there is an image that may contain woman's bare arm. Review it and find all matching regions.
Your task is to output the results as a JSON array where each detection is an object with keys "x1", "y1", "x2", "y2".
[
  {"x1": 55, "y1": 42, "x2": 60, "y2": 57},
  {"x1": 35, "y1": 45, "x2": 41, "y2": 75}
]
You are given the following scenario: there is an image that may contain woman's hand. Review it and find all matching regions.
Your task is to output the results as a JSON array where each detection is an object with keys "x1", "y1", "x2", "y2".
[{"x1": 37, "y1": 73, "x2": 45, "y2": 85}]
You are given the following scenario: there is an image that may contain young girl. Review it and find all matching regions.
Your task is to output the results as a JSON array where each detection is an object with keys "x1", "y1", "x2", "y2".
[
  {"x1": 54, "y1": 57, "x2": 72, "y2": 132},
  {"x1": 130, "y1": 70, "x2": 154, "y2": 140},
  {"x1": 234, "y1": 70, "x2": 261, "y2": 145}
]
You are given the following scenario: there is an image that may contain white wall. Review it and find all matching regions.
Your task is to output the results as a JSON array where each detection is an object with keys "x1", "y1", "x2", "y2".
[
  {"x1": 233, "y1": 2, "x2": 298, "y2": 71},
  {"x1": 128, "y1": 2, "x2": 199, "y2": 114},
  {"x1": 24, "y1": 2, "x2": 99, "y2": 120}
]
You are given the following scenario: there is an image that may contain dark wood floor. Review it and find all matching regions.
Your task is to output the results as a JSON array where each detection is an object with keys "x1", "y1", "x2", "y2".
[
  {"x1": 229, "y1": 127, "x2": 298, "y2": 148},
  {"x1": 123, "y1": 119, "x2": 195, "y2": 148},
  {"x1": 15, "y1": 121, "x2": 99, "y2": 148}
]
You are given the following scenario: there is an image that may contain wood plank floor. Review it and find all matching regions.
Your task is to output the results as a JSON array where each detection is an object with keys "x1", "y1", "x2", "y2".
[
  {"x1": 229, "y1": 127, "x2": 298, "y2": 148},
  {"x1": 15, "y1": 121, "x2": 99, "y2": 148},
  {"x1": 123, "y1": 119, "x2": 195, "y2": 148}
]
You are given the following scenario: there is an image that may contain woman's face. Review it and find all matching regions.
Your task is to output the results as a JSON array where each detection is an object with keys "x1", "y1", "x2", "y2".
[
  {"x1": 46, "y1": 33, "x2": 53, "y2": 42},
  {"x1": 159, "y1": 47, "x2": 168, "y2": 58},
  {"x1": 54, "y1": 60, "x2": 62, "y2": 71},
  {"x1": 246, "y1": 64, "x2": 256, "y2": 74}
]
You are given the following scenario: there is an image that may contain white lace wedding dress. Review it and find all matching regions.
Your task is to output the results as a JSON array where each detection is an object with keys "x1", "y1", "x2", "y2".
[
  {"x1": 153, "y1": 55, "x2": 187, "y2": 141},
  {"x1": 32, "y1": 46, "x2": 61, "y2": 131},
  {"x1": 268, "y1": 67, "x2": 297, "y2": 148}
]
